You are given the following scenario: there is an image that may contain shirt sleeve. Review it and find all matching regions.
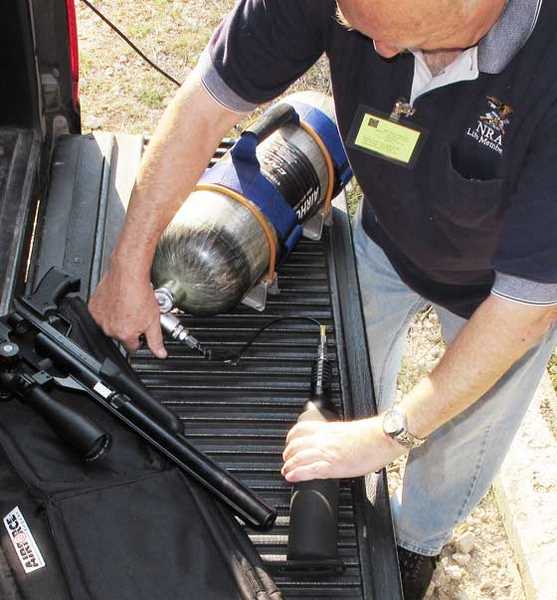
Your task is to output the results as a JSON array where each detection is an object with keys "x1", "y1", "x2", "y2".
[
  {"x1": 491, "y1": 272, "x2": 557, "y2": 306},
  {"x1": 493, "y1": 105, "x2": 557, "y2": 291},
  {"x1": 197, "y1": 0, "x2": 330, "y2": 112}
]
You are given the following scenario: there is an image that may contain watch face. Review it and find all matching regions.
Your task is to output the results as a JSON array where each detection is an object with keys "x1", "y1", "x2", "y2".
[{"x1": 383, "y1": 410, "x2": 404, "y2": 436}]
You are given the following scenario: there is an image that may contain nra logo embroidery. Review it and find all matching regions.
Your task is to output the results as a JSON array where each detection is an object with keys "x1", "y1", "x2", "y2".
[
  {"x1": 466, "y1": 96, "x2": 513, "y2": 156},
  {"x1": 3, "y1": 507, "x2": 46, "y2": 574}
]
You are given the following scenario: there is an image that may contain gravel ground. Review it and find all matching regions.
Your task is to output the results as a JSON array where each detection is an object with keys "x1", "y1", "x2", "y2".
[{"x1": 76, "y1": 2, "x2": 529, "y2": 597}]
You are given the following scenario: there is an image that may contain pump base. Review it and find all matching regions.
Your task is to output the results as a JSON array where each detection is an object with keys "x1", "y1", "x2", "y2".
[{"x1": 276, "y1": 558, "x2": 345, "y2": 578}]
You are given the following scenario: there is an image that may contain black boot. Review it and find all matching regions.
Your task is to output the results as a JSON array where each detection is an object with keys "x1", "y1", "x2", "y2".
[{"x1": 397, "y1": 546, "x2": 439, "y2": 600}]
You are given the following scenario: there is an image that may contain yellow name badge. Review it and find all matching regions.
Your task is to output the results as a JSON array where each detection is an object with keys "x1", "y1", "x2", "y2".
[{"x1": 347, "y1": 105, "x2": 427, "y2": 168}]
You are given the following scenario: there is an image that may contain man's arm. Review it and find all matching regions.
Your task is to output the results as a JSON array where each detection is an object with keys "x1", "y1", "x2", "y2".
[
  {"x1": 282, "y1": 295, "x2": 557, "y2": 481},
  {"x1": 89, "y1": 71, "x2": 243, "y2": 355},
  {"x1": 402, "y1": 294, "x2": 557, "y2": 437}
]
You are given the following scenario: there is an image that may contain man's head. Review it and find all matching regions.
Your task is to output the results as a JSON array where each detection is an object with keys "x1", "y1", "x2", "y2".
[{"x1": 336, "y1": 0, "x2": 507, "y2": 57}]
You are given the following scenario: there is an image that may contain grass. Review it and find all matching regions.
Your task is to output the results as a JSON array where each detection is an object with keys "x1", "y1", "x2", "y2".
[
  {"x1": 139, "y1": 87, "x2": 166, "y2": 109},
  {"x1": 127, "y1": 24, "x2": 154, "y2": 39},
  {"x1": 76, "y1": 0, "x2": 220, "y2": 133},
  {"x1": 76, "y1": 0, "x2": 330, "y2": 133}
]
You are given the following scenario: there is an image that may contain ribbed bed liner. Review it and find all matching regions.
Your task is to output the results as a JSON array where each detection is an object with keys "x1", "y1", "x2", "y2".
[{"x1": 132, "y1": 230, "x2": 400, "y2": 599}]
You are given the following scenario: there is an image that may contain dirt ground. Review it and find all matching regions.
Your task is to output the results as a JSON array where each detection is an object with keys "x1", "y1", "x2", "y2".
[{"x1": 76, "y1": 1, "x2": 535, "y2": 598}]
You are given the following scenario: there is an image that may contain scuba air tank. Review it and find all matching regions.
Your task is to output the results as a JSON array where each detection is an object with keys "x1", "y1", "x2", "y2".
[{"x1": 151, "y1": 92, "x2": 352, "y2": 316}]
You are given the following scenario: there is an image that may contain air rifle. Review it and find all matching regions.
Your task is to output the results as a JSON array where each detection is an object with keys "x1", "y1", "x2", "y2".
[{"x1": 0, "y1": 267, "x2": 276, "y2": 531}]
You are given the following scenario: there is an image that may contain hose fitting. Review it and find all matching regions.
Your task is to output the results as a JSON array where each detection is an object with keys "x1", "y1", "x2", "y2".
[{"x1": 158, "y1": 313, "x2": 207, "y2": 357}]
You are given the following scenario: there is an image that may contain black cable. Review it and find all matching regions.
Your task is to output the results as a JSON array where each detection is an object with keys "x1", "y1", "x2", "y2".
[
  {"x1": 210, "y1": 317, "x2": 324, "y2": 365},
  {"x1": 79, "y1": 0, "x2": 181, "y2": 87}
]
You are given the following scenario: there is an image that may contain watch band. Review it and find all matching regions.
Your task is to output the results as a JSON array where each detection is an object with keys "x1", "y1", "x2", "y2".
[
  {"x1": 382, "y1": 408, "x2": 426, "y2": 450},
  {"x1": 394, "y1": 426, "x2": 425, "y2": 450}
]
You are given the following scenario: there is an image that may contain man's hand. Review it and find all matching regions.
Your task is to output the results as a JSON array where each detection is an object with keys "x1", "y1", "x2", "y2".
[
  {"x1": 89, "y1": 263, "x2": 167, "y2": 358},
  {"x1": 86, "y1": 73, "x2": 242, "y2": 355},
  {"x1": 281, "y1": 417, "x2": 406, "y2": 482}
]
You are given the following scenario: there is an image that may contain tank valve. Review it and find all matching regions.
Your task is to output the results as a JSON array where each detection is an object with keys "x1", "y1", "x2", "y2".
[
  {"x1": 155, "y1": 287, "x2": 174, "y2": 314},
  {"x1": 155, "y1": 288, "x2": 208, "y2": 357}
]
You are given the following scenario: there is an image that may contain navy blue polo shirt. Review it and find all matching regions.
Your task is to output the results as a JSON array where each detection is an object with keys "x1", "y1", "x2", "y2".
[{"x1": 197, "y1": 0, "x2": 557, "y2": 318}]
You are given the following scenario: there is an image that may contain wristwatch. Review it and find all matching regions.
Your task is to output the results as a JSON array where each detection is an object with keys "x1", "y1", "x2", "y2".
[{"x1": 382, "y1": 408, "x2": 426, "y2": 450}]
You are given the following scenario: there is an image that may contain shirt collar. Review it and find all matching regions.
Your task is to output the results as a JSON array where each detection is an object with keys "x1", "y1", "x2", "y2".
[
  {"x1": 410, "y1": 47, "x2": 478, "y2": 104},
  {"x1": 479, "y1": 0, "x2": 543, "y2": 74}
]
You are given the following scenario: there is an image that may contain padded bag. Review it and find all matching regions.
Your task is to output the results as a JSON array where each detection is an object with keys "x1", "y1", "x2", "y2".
[{"x1": 0, "y1": 296, "x2": 281, "y2": 600}]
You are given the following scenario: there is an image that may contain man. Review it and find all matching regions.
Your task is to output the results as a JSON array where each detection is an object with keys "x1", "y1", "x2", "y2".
[{"x1": 90, "y1": 0, "x2": 557, "y2": 597}]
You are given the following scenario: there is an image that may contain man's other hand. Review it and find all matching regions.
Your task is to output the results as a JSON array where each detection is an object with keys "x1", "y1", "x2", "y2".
[
  {"x1": 281, "y1": 416, "x2": 405, "y2": 482},
  {"x1": 89, "y1": 264, "x2": 167, "y2": 359}
]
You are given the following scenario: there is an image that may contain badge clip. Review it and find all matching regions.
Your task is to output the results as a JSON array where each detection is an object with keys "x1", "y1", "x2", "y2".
[{"x1": 390, "y1": 98, "x2": 415, "y2": 122}]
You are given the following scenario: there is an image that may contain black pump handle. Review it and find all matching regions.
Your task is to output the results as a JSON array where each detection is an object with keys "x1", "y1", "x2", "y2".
[{"x1": 242, "y1": 103, "x2": 299, "y2": 145}]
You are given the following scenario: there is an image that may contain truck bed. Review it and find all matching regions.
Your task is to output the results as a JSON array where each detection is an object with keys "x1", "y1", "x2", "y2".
[{"x1": 25, "y1": 132, "x2": 403, "y2": 599}]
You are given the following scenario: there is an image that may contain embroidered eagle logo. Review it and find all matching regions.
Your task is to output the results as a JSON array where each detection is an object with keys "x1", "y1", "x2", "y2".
[{"x1": 480, "y1": 96, "x2": 513, "y2": 136}]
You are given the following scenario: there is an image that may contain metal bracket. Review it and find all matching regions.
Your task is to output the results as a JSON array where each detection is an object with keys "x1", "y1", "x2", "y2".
[
  {"x1": 31, "y1": 371, "x2": 53, "y2": 387},
  {"x1": 241, "y1": 275, "x2": 280, "y2": 312},
  {"x1": 302, "y1": 209, "x2": 331, "y2": 241}
]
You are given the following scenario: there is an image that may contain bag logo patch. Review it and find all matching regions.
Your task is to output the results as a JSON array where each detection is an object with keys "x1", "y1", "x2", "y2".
[{"x1": 3, "y1": 506, "x2": 46, "y2": 574}]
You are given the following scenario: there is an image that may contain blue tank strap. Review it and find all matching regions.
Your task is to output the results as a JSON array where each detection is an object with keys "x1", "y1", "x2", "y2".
[
  {"x1": 199, "y1": 100, "x2": 352, "y2": 261},
  {"x1": 287, "y1": 100, "x2": 353, "y2": 188},
  {"x1": 199, "y1": 133, "x2": 303, "y2": 257}
]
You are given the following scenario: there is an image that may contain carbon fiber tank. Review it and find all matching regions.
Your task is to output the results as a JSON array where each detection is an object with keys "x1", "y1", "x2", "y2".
[{"x1": 151, "y1": 92, "x2": 339, "y2": 316}]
